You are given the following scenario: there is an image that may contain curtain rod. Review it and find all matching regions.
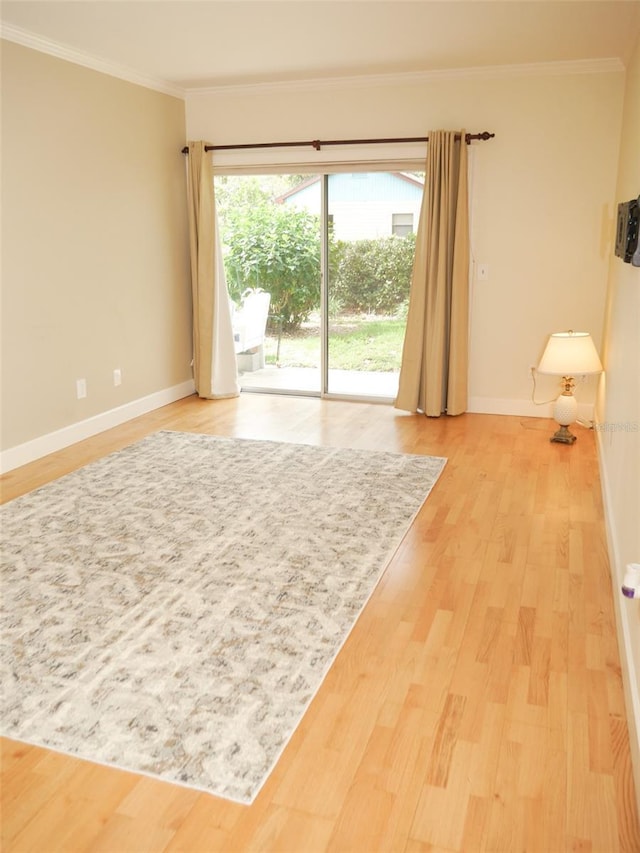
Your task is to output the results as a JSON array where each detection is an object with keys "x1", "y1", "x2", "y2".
[{"x1": 180, "y1": 131, "x2": 494, "y2": 155}]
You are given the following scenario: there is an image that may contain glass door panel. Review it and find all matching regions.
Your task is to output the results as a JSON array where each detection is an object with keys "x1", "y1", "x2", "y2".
[
  {"x1": 325, "y1": 172, "x2": 419, "y2": 399},
  {"x1": 215, "y1": 174, "x2": 322, "y2": 395}
]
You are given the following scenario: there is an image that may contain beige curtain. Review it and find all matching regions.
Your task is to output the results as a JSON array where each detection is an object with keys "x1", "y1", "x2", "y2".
[
  {"x1": 395, "y1": 130, "x2": 469, "y2": 417},
  {"x1": 186, "y1": 142, "x2": 239, "y2": 399}
]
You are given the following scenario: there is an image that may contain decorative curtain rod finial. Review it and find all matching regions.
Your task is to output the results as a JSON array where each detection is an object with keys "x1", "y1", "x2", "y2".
[{"x1": 466, "y1": 131, "x2": 494, "y2": 144}]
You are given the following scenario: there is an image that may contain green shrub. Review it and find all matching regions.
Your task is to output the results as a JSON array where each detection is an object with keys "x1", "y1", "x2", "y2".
[
  {"x1": 222, "y1": 203, "x2": 321, "y2": 332},
  {"x1": 220, "y1": 182, "x2": 416, "y2": 327},
  {"x1": 329, "y1": 234, "x2": 415, "y2": 315}
]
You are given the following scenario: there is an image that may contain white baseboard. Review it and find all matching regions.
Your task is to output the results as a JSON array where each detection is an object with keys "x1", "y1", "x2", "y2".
[
  {"x1": 0, "y1": 380, "x2": 196, "y2": 474},
  {"x1": 595, "y1": 429, "x2": 640, "y2": 816},
  {"x1": 467, "y1": 396, "x2": 553, "y2": 417},
  {"x1": 467, "y1": 396, "x2": 596, "y2": 422}
]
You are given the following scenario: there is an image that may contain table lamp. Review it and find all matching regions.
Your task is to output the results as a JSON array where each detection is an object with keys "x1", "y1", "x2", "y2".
[{"x1": 537, "y1": 330, "x2": 603, "y2": 444}]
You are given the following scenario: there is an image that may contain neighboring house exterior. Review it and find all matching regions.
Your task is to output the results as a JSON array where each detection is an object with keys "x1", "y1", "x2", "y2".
[{"x1": 276, "y1": 172, "x2": 423, "y2": 241}]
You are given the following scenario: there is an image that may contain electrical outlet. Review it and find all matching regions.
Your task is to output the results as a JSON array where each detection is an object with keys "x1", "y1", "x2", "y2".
[
  {"x1": 113, "y1": 368, "x2": 122, "y2": 387},
  {"x1": 76, "y1": 378, "x2": 87, "y2": 399}
]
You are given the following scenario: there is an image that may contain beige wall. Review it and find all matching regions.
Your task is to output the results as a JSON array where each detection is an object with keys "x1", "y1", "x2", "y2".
[
  {"x1": 598, "y1": 35, "x2": 640, "y2": 807},
  {"x1": 187, "y1": 65, "x2": 625, "y2": 415},
  {"x1": 1, "y1": 42, "x2": 192, "y2": 453}
]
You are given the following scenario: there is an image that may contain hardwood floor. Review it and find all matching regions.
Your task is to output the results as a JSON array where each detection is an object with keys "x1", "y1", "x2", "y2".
[{"x1": 1, "y1": 393, "x2": 638, "y2": 852}]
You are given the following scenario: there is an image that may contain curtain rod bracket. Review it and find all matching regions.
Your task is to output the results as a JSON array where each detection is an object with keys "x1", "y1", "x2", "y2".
[{"x1": 312, "y1": 140, "x2": 321, "y2": 151}]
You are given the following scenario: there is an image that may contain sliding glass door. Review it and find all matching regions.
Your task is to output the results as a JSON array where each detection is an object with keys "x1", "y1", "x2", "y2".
[
  {"x1": 216, "y1": 174, "x2": 322, "y2": 394},
  {"x1": 325, "y1": 172, "x2": 419, "y2": 398},
  {"x1": 215, "y1": 171, "x2": 419, "y2": 400}
]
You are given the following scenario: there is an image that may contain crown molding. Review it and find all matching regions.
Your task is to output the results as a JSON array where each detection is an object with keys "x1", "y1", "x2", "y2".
[
  {"x1": 0, "y1": 23, "x2": 186, "y2": 99},
  {"x1": 1, "y1": 21, "x2": 623, "y2": 101},
  {"x1": 187, "y1": 57, "x2": 625, "y2": 98}
]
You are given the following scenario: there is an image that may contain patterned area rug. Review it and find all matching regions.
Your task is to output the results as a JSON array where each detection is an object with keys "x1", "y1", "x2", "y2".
[{"x1": 1, "y1": 431, "x2": 446, "y2": 804}]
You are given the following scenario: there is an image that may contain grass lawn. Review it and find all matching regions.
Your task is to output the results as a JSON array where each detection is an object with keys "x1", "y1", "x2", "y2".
[{"x1": 264, "y1": 314, "x2": 405, "y2": 371}]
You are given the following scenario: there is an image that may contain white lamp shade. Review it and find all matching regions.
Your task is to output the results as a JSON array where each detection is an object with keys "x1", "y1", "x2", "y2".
[{"x1": 537, "y1": 331, "x2": 603, "y2": 376}]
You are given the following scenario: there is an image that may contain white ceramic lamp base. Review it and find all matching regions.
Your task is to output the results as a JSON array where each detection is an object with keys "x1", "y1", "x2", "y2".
[{"x1": 551, "y1": 392, "x2": 578, "y2": 444}]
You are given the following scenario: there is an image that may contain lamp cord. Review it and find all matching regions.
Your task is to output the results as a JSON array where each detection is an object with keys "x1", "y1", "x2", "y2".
[
  {"x1": 531, "y1": 367, "x2": 584, "y2": 406},
  {"x1": 529, "y1": 367, "x2": 576, "y2": 406},
  {"x1": 530, "y1": 367, "x2": 556, "y2": 405}
]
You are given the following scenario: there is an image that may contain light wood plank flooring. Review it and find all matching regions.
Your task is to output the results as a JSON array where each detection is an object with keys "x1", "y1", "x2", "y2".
[{"x1": 1, "y1": 393, "x2": 638, "y2": 852}]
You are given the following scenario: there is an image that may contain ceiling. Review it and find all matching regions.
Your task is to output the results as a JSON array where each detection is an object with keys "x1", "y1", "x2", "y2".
[{"x1": 2, "y1": 1, "x2": 639, "y2": 92}]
